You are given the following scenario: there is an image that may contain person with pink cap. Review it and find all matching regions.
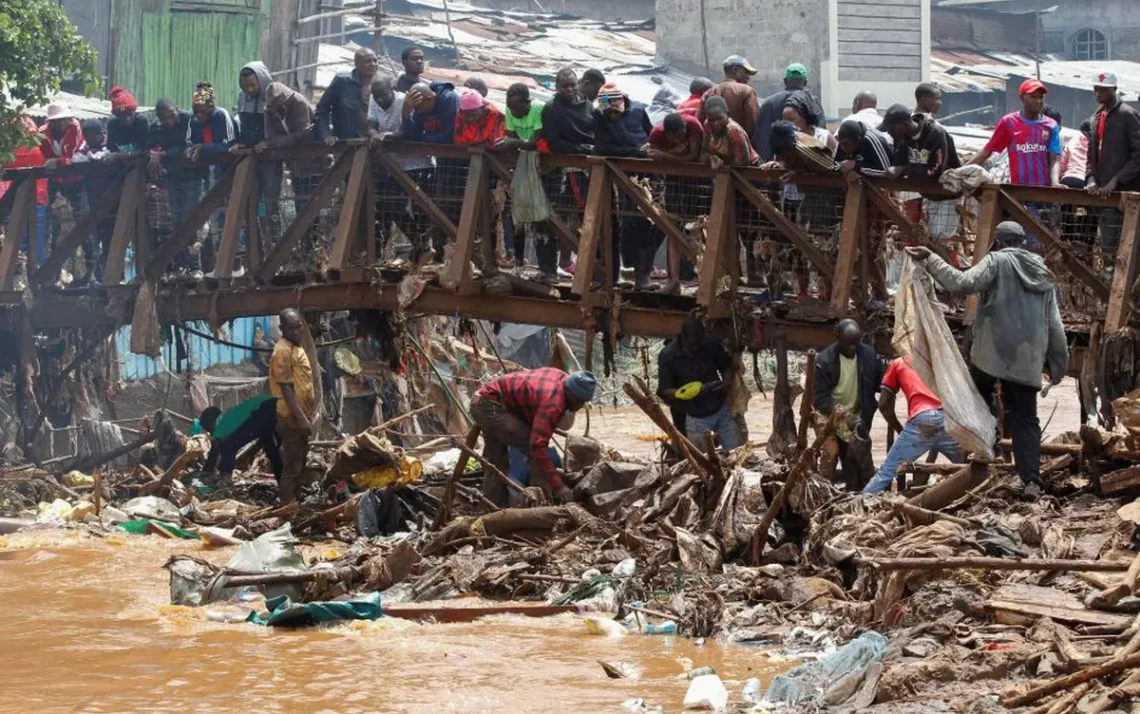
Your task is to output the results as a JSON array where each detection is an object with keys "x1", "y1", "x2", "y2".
[{"x1": 453, "y1": 87, "x2": 504, "y2": 147}]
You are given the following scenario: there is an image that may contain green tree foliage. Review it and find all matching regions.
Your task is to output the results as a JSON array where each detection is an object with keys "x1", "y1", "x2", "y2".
[{"x1": 0, "y1": 0, "x2": 99, "y2": 163}]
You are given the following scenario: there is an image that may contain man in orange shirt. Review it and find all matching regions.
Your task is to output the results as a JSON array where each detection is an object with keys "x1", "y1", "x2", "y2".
[
  {"x1": 268, "y1": 308, "x2": 317, "y2": 503},
  {"x1": 862, "y1": 356, "x2": 963, "y2": 495}
]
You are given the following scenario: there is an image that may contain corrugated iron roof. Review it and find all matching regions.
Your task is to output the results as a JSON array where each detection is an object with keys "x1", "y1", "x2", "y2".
[
  {"x1": 314, "y1": 0, "x2": 676, "y2": 107},
  {"x1": 24, "y1": 92, "x2": 113, "y2": 120}
]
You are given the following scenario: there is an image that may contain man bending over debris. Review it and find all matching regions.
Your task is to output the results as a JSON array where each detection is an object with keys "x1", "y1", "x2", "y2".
[
  {"x1": 814, "y1": 319, "x2": 884, "y2": 491},
  {"x1": 862, "y1": 356, "x2": 962, "y2": 495},
  {"x1": 907, "y1": 221, "x2": 1068, "y2": 498},
  {"x1": 658, "y1": 318, "x2": 741, "y2": 451},
  {"x1": 269, "y1": 308, "x2": 317, "y2": 503},
  {"x1": 198, "y1": 396, "x2": 283, "y2": 483},
  {"x1": 470, "y1": 368, "x2": 597, "y2": 505}
]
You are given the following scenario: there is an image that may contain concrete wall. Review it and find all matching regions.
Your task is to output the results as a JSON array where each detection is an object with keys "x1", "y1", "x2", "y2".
[
  {"x1": 822, "y1": 0, "x2": 930, "y2": 116},
  {"x1": 1042, "y1": 0, "x2": 1140, "y2": 62},
  {"x1": 656, "y1": 0, "x2": 829, "y2": 96},
  {"x1": 655, "y1": 0, "x2": 928, "y2": 116},
  {"x1": 59, "y1": 0, "x2": 113, "y2": 81}
]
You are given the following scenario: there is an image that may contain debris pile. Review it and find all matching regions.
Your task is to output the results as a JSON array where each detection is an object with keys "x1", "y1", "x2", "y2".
[{"x1": 3, "y1": 330, "x2": 1140, "y2": 713}]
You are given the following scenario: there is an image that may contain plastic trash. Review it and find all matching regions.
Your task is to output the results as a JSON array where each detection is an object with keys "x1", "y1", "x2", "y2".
[
  {"x1": 622, "y1": 699, "x2": 664, "y2": 714},
  {"x1": 121, "y1": 496, "x2": 181, "y2": 523},
  {"x1": 247, "y1": 591, "x2": 382, "y2": 627},
  {"x1": 741, "y1": 678, "x2": 762, "y2": 703},
  {"x1": 767, "y1": 631, "x2": 888, "y2": 705},
  {"x1": 215, "y1": 523, "x2": 307, "y2": 602},
  {"x1": 63, "y1": 471, "x2": 94, "y2": 487},
  {"x1": 643, "y1": 621, "x2": 677, "y2": 635},
  {"x1": 583, "y1": 616, "x2": 627, "y2": 638},
  {"x1": 99, "y1": 506, "x2": 129, "y2": 527},
  {"x1": 683, "y1": 674, "x2": 728, "y2": 710},
  {"x1": 612, "y1": 558, "x2": 637, "y2": 578},
  {"x1": 681, "y1": 666, "x2": 717, "y2": 680}
]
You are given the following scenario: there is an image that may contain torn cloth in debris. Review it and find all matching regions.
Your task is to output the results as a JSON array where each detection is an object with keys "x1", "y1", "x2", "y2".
[
  {"x1": 768, "y1": 631, "x2": 889, "y2": 706},
  {"x1": 893, "y1": 258, "x2": 996, "y2": 458}
]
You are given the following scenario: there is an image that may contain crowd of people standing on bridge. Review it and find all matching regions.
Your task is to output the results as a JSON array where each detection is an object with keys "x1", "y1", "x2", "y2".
[
  {"x1": 5, "y1": 45, "x2": 1140, "y2": 292},
  {"x1": 10, "y1": 44, "x2": 1116, "y2": 506}
]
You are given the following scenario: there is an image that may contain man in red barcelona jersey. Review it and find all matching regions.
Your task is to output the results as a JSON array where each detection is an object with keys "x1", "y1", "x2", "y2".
[{"x1": 970, "y1": 78, "x2": 1062, "y2": 188}]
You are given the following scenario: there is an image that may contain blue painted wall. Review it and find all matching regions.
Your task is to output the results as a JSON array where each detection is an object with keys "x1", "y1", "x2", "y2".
[{"x1": 113, "y1": 254, "x2": 272, "y2": 380}]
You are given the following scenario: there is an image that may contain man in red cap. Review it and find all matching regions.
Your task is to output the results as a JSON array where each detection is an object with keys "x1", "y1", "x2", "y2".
[{"x1": 969, "y1": 78, "x2": 1061, "y2": 188}]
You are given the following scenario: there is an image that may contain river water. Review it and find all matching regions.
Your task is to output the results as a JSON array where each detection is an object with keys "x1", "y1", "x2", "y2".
[{"x1": 0, "y1": 531, "x2": 789, "y2": 714}]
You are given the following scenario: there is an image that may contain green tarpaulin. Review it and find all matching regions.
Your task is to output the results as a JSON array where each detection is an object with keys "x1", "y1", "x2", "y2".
[{"x1": 247, "y1": 592, "x2": 383, "y2": 627}]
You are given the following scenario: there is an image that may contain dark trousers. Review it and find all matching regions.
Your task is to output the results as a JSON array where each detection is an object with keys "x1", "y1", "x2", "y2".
[
  {"x1": 470, "y1": 396, "x2": 549, "y2": 505},
  {"x1": 972, "y1": 366, "x2": 1040, "y2": 485},
  {"x1": 276, "y1": 420, "x2": 311, "y2": 503},
  {"x1": 210, "y1": 399, "x2": 282, "y2": 479}
]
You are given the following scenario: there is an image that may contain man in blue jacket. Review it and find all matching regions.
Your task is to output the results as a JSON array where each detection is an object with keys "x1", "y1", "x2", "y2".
[
  {"x1": 316, "y1": 48, "x2": 380, "y2": 144},
  {"x1": 403, "y1": 81, "x2": 460, "y2": 262}
]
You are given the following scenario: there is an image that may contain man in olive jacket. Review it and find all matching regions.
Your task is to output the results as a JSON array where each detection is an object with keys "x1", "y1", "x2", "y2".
[{"x1": 907, "y1": 221, "x2": 1067, "y2": 497}]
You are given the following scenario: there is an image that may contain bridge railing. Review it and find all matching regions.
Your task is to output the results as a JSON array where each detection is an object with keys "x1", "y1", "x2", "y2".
[{"x1": 3, "y1": 141, "x2": 1139, "y2": 333}]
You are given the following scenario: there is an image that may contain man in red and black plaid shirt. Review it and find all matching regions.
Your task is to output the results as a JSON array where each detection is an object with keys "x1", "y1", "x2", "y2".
[{"x1": 471, "y1": 367, "x2": 597, "y2": 505}]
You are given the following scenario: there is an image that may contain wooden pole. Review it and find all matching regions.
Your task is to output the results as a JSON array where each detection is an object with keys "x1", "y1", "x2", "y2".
[
  {"x1": 751, "y1": 409, "x2": 841, "y2": 564},
  {"x1": 435, "y1": 425, "x2": 481, "y2": 528},
  {"x1": 858, "y1": 556, "x2": 1133, "y2": 573},
  {"x1": 999, "y1": 651, "x2": 1140, "y2": 708},
  {"x1": 458, "y1": 443, "x2": 525, "y2": 495}
]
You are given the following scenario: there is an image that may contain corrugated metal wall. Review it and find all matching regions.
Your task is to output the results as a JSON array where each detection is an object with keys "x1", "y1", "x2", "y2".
[
  {"x1": 114, "y1": 315, "x2": 272, "y2": 380},
  {"x1": 112, "y1": 0, "x2": 267, "y2": 109},
  {"x1": 113, "y1": 256, "x2": 272, "y2": 380}
]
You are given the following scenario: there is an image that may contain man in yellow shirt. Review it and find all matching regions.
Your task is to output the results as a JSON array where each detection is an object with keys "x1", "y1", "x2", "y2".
[
  {"x1": 812, "y1": 319, "x2": 884, "y2": 491},
  {"x1": 269, "y1": 308, "x2": 316, "y2": 503}
]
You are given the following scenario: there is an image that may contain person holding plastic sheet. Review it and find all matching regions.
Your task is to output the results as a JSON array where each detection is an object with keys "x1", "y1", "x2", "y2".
[{"x1": 906, "y1": 221, "x2": 1068, "y2": 498}]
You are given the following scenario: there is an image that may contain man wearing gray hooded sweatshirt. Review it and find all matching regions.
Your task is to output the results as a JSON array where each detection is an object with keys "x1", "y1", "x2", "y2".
[{"x1": 907, "y1": 221, "x2": 1068, "y2": 497}]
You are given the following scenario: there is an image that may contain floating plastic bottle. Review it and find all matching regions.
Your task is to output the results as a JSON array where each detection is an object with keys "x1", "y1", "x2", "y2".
[{"x1": 643, "y1": 621, "x2": 677, "y2": 635}]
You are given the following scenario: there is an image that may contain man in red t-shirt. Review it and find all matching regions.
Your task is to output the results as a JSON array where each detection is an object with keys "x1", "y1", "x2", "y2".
[{"x1": 862, "y1": 356, "x2": 963, "y2": 494}]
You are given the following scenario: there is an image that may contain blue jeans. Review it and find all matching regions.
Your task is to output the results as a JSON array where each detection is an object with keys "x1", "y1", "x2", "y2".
[
  {"x1": 684, "y1": 403, "x2": 743, "y2": 451},
  {"x1": 863, "y1": 409, "x2": 963, "y2": 495}
]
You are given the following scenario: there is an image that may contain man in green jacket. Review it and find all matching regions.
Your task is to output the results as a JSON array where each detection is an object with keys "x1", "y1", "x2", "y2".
[{"x1": 907, "y1": 221, "x2": 1067, "y2": 497}]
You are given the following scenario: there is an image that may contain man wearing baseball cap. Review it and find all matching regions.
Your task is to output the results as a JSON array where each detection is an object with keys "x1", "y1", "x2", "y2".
[
  {"x1": 906, "y1": 221, "x2": 1067, "y2": 499},
  {"x1": 969, "y1": 78, "x2": 1061, "y2": 189},
  {"x1": 698, "y1": 55, "x2": 760, "y2": 136},
  {"x1": 1086, "y1": 70, "x2": 1140, "y2": 258},
  {"x1": 755, "y1": 62, "x2": 824, "y2": 161}
]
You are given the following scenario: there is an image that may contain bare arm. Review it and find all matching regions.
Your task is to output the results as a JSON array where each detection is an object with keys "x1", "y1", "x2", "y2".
[{"x1": 878, "y1": 388, "x2": 904, "y2": 434}]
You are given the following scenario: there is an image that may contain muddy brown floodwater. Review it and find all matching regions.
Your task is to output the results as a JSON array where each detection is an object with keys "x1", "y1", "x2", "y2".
[{"x1": 0, "y1": 532, "x2": 789, "y2": 714}]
